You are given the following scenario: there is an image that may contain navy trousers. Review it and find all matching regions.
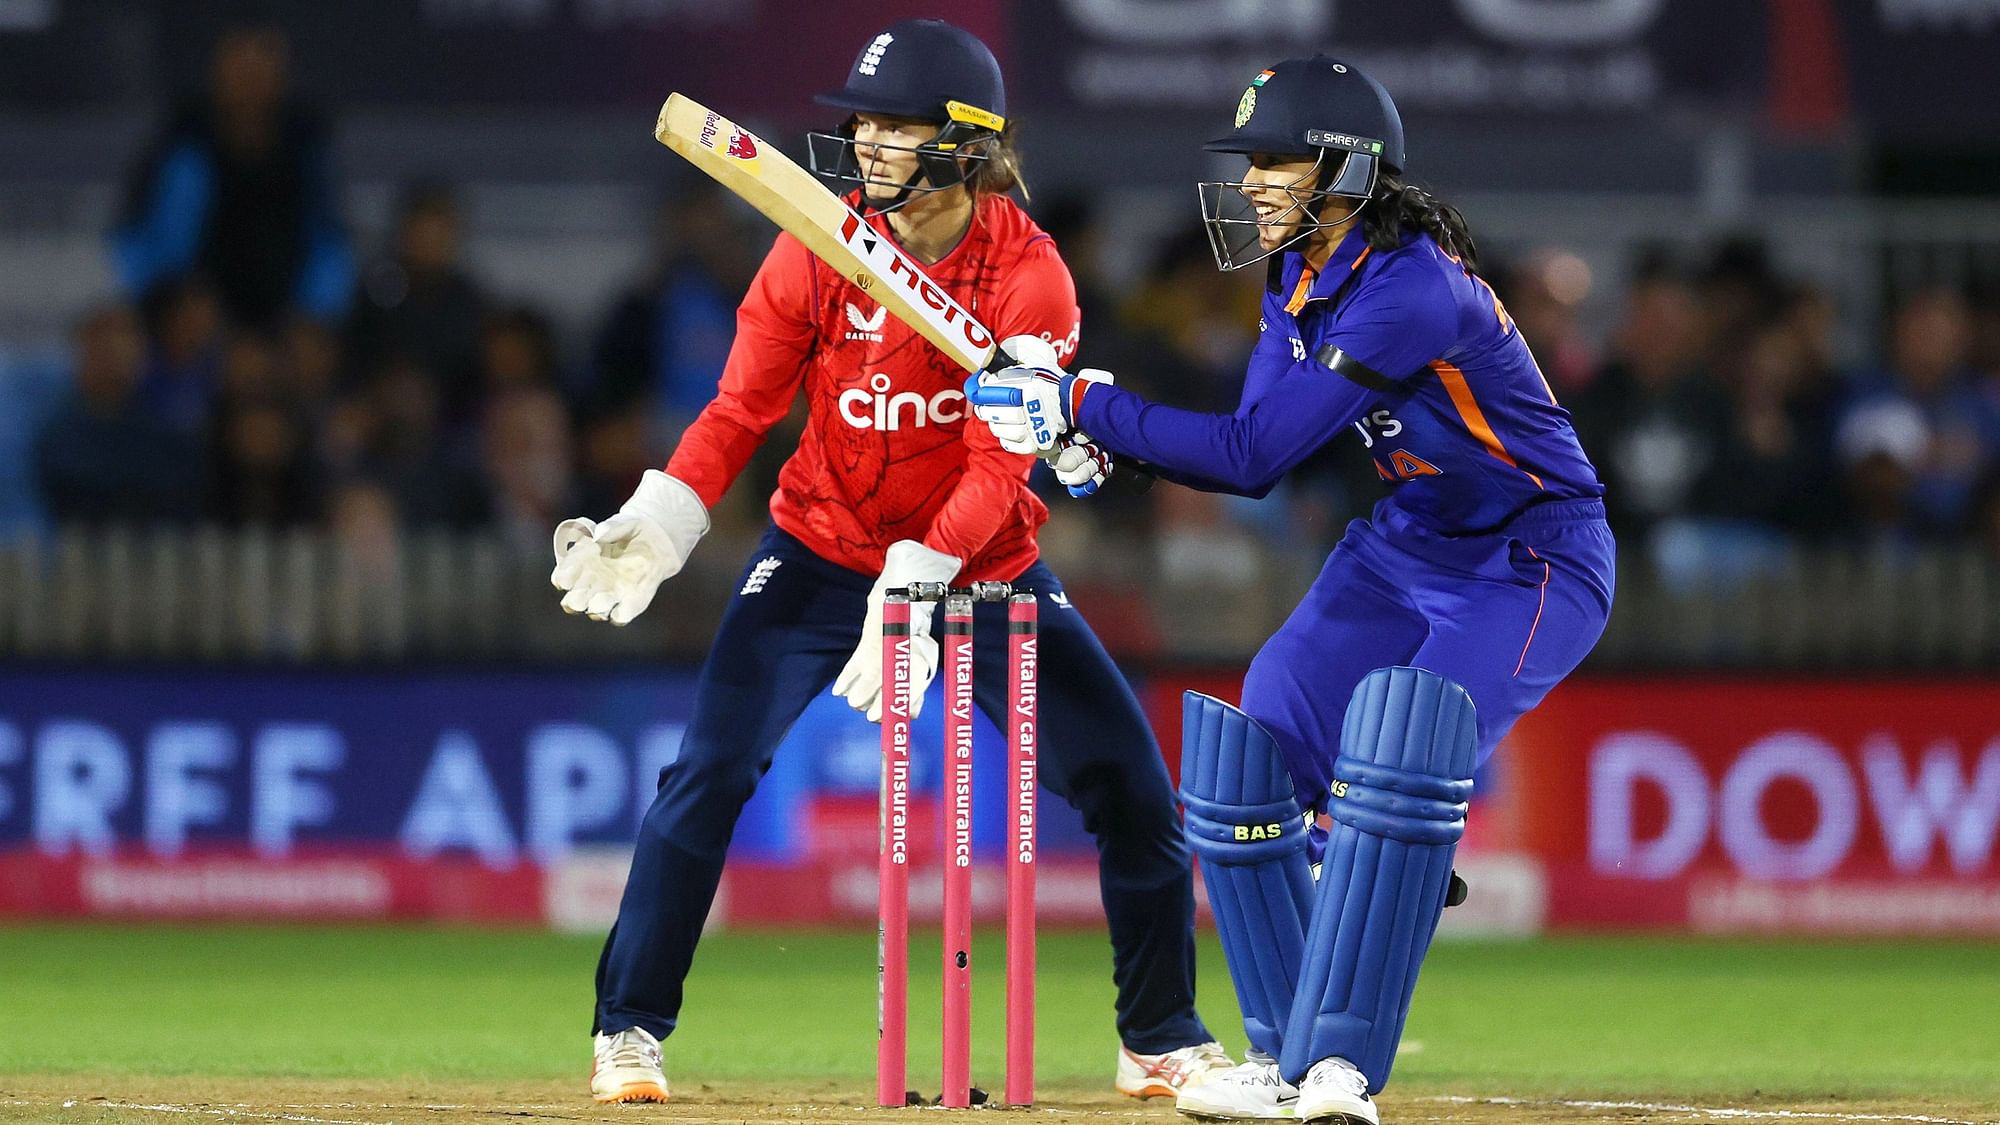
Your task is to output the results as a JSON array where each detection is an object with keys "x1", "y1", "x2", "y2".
[{"x1": 594, "y1": 525, "x2": 1212, "y2": 1054}]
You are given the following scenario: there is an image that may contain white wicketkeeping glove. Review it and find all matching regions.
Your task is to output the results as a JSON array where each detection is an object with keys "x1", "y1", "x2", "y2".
[
  {"x1": 831, "y1": 539, "x2": 963, "y2": 723},
  {"x1": 550, "y1": 469, "x2": 708, "y2": 626}
]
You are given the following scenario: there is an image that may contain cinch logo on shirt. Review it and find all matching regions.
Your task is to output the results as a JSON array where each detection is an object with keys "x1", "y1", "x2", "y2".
[
  {"x1": 1037, "y1": 321, "x2": 1081, "y2": 365},
  {"x1": 845, "y1": 302, "x2": 887, "y2": 343},
  {"x1": 839, "y1": 372, "x2": 966, "y2": 431}
]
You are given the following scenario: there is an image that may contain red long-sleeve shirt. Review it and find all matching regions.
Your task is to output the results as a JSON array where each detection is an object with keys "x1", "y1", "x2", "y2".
[{"x1": 666, "y1": 193, "x2": 1080, "y2": 580}]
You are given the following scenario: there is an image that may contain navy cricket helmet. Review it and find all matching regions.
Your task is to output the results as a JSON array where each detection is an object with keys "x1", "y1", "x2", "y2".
[
  {"x1": 815, "y1": 18, "x2": 1005, "y2": 124},
  {"x1": 808, "y1": 19, "x2": 1009, "y2": 211},
  {"x1": 1198, "y1": 56, "x2": 1405, "y2": 271},
  {"x1": 1205, "y1": 55, "x2": 1403, "y2": 174}
]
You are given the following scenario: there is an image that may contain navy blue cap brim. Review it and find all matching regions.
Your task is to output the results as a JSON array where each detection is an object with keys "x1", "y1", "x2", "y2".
[
  {"x1": 1204, "y1": 128, "x2": 1314, "y2": 156},
  {"x1": 814, "y1": 90, "x2": 946, "y2": 121}
]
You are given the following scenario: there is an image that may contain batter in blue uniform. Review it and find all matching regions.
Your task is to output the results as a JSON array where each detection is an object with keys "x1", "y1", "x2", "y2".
[{"x1": 969, "y1": 56, "x2": 1614, "y2": 1124}]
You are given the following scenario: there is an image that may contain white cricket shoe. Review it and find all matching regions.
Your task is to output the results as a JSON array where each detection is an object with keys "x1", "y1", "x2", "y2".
[
  {"x1": 1175, "y1": 1055, "x2": 1299, "y2": 1120},
  {"x1": 591, "y1": 1027, "x2": 669, "y2": 1104},
  {"x1": 1296, "y1": 1057, "x2": 1376, "y2": 1124},
  {"x1": 1117, "y1": 1040, "x2": 1235, "y2": 1098}
]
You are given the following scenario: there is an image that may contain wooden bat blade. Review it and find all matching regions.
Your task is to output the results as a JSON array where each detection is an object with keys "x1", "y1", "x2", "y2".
[{"x1": 654, "y1": 93, "x2": 999, "y2": 373}]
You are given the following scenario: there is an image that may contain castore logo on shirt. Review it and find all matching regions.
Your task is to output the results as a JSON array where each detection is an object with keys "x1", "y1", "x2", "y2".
[{"x1": 845, "y1": 302, "x2": 887, "y2": 343}]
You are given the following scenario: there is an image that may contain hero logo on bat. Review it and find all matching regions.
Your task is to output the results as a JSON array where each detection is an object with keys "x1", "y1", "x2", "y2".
[{"x1": 836, "y1": 213, "x2": 995, "y2": 354}]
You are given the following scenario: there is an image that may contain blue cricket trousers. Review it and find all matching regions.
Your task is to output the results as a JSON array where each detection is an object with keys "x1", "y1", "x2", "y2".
[
  {"x1": 594, "y1": 525, "x2": 1212, "y2": 1054},
  {"x1": 1244, "y1": 498, "x2": 1615, "y2": 802}
]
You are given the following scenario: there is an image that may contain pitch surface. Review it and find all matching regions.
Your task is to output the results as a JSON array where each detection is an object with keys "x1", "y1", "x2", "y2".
[{"x1": 1, "y1": 926, "x2": 1994, "y2": 1123}]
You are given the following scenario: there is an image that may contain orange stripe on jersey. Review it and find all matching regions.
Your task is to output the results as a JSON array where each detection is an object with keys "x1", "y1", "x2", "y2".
[
  {"x1": 1431, "y1": 360, "x2": 1545, "y2": 489},
  {"x1": 1284, "y1": 267, "x2": 1318, "y2": 315},
  {"x1": 1350, "y1": 246, "x2": 1371, "y2": 271}
]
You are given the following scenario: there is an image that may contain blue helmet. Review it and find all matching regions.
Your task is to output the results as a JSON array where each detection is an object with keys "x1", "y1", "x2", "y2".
[
  {"x1": 1205, "y1": 55, "x2": 1403, "y2": 176},
  {"x1": 808, "y1": 20, "x2": 1010, "y2": 211},
  {"x1": 815, "y1": 18, "x2": 1005, "y2": 125},
  {"x1": 1197, "y1": 56, "x2": 1405, "y2": 272}
]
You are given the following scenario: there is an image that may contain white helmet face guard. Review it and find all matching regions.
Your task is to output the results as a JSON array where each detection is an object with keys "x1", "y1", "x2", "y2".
[{"x1": 1197, "y1": 148, "x2": 1378, "y2": 272}]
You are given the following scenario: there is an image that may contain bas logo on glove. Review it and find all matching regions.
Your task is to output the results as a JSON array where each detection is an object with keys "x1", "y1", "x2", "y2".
[
  {"x1": 1026, "y1": 399, "x2": 1054, "y2": 448},
  {"x1": 963, "y1": 365, "x2": 1073, "y2": 456}
]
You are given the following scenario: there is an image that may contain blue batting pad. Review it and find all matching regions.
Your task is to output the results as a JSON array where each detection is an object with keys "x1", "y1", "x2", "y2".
[
  {"x1": 1180, "y1": 691, "x2": 1317, "y2": 1059},
  {"x1": 1279, "y1": 666, "x2": 1476, "y2": 1092}
]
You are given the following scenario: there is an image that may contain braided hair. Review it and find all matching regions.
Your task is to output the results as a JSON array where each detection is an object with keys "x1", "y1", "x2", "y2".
[{"x1": 1359, "y1": 172, "x2": 1479, "y2": 271}]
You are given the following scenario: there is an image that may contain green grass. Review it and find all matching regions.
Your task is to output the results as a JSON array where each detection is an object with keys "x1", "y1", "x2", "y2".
[{"x1": 0, "y1": 925, "x2": 1995, "y2": 1100}]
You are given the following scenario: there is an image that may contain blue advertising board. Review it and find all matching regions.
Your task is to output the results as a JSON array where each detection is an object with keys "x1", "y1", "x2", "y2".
[{"x1": 0, "y1": 667, "x2": 1095, "y2": 868}]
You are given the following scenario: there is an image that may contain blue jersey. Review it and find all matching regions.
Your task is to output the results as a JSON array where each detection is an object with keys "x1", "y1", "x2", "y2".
[{"x1": 1075, "y1": 225, "x2": 1603, "y2": 535}]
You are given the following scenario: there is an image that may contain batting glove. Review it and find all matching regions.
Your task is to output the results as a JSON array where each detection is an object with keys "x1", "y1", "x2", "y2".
[
  {"x1": 976, "y1": 335, "x2": 1113, "y2": 493},
  {"x1": 1048, "y1": 429, "x2": 1114, "y2": 497},
  {"x1": 1044, "y1": 365, "x2": 1116, "y2": 496},
  {"x1": 997, "y1": 333, "x2": 1062, "y2": 369}
]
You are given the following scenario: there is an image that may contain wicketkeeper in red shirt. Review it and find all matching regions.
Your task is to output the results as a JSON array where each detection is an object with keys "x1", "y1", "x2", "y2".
[{"x1": 559, "y1": 18, "x2": 1229, "y2": 1106}]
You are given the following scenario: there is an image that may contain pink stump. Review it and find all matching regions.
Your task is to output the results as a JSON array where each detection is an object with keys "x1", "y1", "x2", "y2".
[
  {"x1": 940, "y1": 594, "x2": 975, "y2": 1108},
  {"x1": 876, "y1": 592, "x2": 912, "y2": 1108},
  {"x1": 1006, "y1": 592, "x2": 1039, "y2": 1105}
]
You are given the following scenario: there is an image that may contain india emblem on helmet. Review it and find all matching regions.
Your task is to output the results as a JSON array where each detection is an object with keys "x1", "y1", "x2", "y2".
[{"x1": 1235, "y1": 86, "x2": 1257, "y2": 128}]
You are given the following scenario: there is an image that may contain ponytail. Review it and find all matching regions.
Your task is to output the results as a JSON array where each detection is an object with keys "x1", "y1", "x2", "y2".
[
  {"x1": 1360, "y1": 172, "x2": 1478, "y2": 271},
  {"x1": 965, "y1": 123, "x2": 1029, "y2": 203}
]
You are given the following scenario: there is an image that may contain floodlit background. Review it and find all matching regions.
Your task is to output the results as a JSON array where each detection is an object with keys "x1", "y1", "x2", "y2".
[{"x1": 1, "y1": 2, "x2": 1999, "y2": 1115}]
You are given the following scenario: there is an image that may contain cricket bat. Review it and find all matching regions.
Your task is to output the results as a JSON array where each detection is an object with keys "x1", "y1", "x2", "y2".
[
  {"x1": 654, "y1": 93, "x2": 1151, "y2": 494},
  {"x1": 654, "y1": 93, "x2": 1005, "y2": 374}
]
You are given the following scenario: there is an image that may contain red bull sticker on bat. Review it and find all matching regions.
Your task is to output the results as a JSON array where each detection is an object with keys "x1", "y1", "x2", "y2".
[{"x1": 695, "y1": 112, "x2": 760, "y2": 170}]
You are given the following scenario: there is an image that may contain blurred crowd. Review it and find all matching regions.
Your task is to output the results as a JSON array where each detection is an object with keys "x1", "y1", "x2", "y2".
[
  {"x1": 15, "y1": 23, "x2": 750, "y2": 568},
  {"x1": 14, "y1": 21, "x2": 2000, "y2": 597}
]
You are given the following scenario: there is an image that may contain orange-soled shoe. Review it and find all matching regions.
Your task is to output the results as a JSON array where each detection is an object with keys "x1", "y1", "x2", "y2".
[
  {"x1": 1117, "y1": 1040, "x2": 1235, "y2": 1099},
  {"x1": 591, "y1": 1027, "x2": 669, "y2": 1104}
]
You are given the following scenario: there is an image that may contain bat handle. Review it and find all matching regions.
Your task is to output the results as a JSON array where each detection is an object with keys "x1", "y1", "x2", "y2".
[{"x1": 962, "y1": 375, "x2": 1024, "y2": 409}]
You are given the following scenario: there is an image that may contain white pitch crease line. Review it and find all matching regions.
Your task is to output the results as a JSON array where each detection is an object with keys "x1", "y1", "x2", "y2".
[
  {"x1": 53, "y1": 1099, "x2": 397, "y2": 1125},
  {"x1": 1427, "y1": 1095, "x2": 1996, "y2": 1124}
]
